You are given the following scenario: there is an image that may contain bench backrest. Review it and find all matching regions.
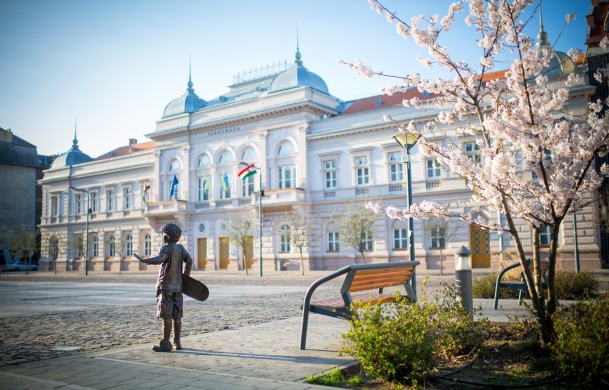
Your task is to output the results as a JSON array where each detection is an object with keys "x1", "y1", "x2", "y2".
[{"x1": 340, "y1": 262, "x2": 418, "y2": 295}]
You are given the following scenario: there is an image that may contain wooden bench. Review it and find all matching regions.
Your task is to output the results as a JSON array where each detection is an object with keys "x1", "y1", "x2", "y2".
[
  {"x1": 299, "y1": 261, "x2": 419, "y2": 350},
  {"x1": 493, "y1": 259, "x2": 551, "y2": 310}
]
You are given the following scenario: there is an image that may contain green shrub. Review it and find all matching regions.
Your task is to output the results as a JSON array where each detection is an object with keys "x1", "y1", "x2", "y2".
[
  {"x1": 472, "y1": 269, "x2": 600, "y2": 300},
  {"x1": 553, "y1": 270, "x2": 599, "y2": 300},
  {"x1": 340, "y1": 280, "x2": 484, "y2": 383},
  {"x1": 472, "y1": 273, "x2": 519, "y2": 299},
  {"x1": 550, "y1": 296, "x2": 609, "y2": 382}
]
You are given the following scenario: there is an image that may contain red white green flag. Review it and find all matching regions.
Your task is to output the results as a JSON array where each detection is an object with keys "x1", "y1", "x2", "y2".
[{"x1": 238, "y1": 163, "x2": 257, "y2": 181}]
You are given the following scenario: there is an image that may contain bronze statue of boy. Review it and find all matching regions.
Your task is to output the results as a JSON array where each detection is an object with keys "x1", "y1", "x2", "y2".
[{"x1": 134, "y1": 223, "x2": 193, "y2": 352}]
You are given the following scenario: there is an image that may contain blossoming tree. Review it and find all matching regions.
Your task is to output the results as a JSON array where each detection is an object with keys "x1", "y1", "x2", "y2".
[{"x1": 343, "y1": 0, "x2": 609, "y2": 347}]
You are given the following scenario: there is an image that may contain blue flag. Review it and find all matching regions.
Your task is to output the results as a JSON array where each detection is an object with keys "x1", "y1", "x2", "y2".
[
  {"x1": 169, "y1": 175, "x2": 179, "y2": 199},
  {"x1": 221, "y1": 173, "x2": 230, "y2": 192}
]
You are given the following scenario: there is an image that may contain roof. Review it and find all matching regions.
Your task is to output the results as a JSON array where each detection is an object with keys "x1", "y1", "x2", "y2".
[
  {"x1": 95, "y1": 141, "x2": 154, "y2": 160},
  {"x1": 0, "y1": 129, "x2": 39, "y2": 168},
  {"x1": 341, "y1": 89, "x2": 440, "y2": 116},
  {"x1": 268, "y1": 48, "x2": 329, "y2": 94}
]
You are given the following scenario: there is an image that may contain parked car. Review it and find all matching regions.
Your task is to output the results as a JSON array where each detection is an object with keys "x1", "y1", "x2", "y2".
[{"x1": 8, "y1": 260, "x2": 38, "y2": 271}]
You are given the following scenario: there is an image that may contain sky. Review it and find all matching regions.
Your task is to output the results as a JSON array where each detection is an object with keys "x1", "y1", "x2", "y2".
[{"x1": 0, "y1": 0, "x2": 590, "y2": 159}]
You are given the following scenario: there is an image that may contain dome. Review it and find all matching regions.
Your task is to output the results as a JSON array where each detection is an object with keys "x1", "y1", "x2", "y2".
[
  {"x1": 51, "y1": 134, "x2": 92, "y2": 168},
  {"x1": 162, "y1": 77, "x2": 206, "y2": 118},
  {"x1": 269, "y1": 48, "x2": 329, "y2": 94},
  {"x1": 536, "y1": 9, "x2": 576, "y2": 77}
]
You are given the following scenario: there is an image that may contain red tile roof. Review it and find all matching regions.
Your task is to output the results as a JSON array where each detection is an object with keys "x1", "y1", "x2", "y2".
[{"x1": 95, "y1": 141, "x2": 154, "y2": 160}]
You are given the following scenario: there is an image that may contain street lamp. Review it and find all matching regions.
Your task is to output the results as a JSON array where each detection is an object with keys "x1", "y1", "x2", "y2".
[
  {"x1": 70, "y1": 186, "x2": 90, "y2": 276},
  {"x1": 393, "y1": 133, "x2": 421, "y2": 298}
]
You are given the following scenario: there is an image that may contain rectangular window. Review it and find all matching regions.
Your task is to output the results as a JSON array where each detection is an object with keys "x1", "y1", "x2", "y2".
[
  {"x1": 198, "y1": 177, "x2": 210, "y2": 201},
  {"x1": 106, "y1": 190, "x2": 114, "y2": 212},
  {"x1": 362, "y1": 231, "x2": 373, "y2": 251},
  {"x1": 356, "y1": 156, "x2": 369, "y2": 186},
  {"x1": 430, "y1": 227, "x2": 446, "y2": 248},
  {"x1": 75, "y1": 194, "x2": 82, "y2": 214},
  {"x1": 539, "y1": 225, "x2": 551, "y2": 246},
  {"x1": 427, "y1": 159, "x2": 442, "y2": 179},
  {"x1": 242, "y1": 174, "x2": 255, "y2": 196},
  {"x1": 324, "y1": 160, "x2": 337, "y2": 189},
  {"x1": 90, "y1": 192, "x2": 97, "y2": 213},
  {"x1": 327, "y1": 232, "x2": 339, "y2": 252},
  {"x1": 278, "y1": 165, "x2": 296, "y2": 189},
  {"x1": 280, "y1": 234, "x2": 290, "y2": 252},
  {"x1": 393, "y1": 229, "x2": 408, "y2": 249},
  {"x1": 51, "y1": 197, "x2": 59, "y2": 216},
  {"x1": 93, "y1": 238, "x2": 99, "y2": 257},
  {"x1": 389, "y1": 152, "x2": 403, "y2": 182},
  {"x1": 124, "y1": 188, "x2": 131, "y2": 210},
  {"x1": 464, "y1": 142, "x2": 481, "y2": 162}
]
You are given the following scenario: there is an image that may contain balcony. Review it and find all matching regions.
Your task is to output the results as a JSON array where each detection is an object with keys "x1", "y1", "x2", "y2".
[
  {"x1": 255, "y1": 188, "x2": 305, "y2": 212},
  {"x1": 144, "y1": 200, "x2": 188, "y2": 218}
]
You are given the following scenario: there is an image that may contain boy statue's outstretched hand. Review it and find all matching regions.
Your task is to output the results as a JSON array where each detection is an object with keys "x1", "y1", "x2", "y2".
[{"x1": 133, "y1": 253, "x2": 143, "y2": 261}]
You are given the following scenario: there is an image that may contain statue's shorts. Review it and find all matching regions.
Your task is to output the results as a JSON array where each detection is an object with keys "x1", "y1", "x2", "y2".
[{"x1": 156, "y1": 289, "x2": 184, "y2": 319}]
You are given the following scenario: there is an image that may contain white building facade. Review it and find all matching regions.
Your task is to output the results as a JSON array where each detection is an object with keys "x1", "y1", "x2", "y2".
[{"x1": 38, "y1": 47, "x2": 602, "y2": 273}]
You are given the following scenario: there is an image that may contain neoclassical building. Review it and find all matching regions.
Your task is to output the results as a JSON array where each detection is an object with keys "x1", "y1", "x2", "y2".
[{"x1": 38, "y1": 40, "x2": 603, "y2": 273}]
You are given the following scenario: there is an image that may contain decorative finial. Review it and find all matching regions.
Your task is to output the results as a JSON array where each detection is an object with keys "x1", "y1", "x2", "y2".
[
  {"x1": 294, "y1": 24, "x2": 302, "y2": 65},
  {"x1": 188, "y1": 56, "x2": 193, "y2": 90},
  {"x1": 72, "y1": 117, "x2": 80, "y2": 150},
  {"x1": 536, "y1": 2, "x2": 550, "y2": 47}
]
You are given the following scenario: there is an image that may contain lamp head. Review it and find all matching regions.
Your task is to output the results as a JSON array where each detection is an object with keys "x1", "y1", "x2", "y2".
[{"x1": 393, "y1": 133, "x2": 421, "y2": 151}]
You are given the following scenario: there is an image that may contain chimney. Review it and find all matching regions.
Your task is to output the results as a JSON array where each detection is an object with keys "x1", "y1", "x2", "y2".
[
  {"x1": 129, "y1": 138, "x2": 137, "y2": 145},
  {"x1": 0, "y1": 128, "x2": 13, "y2": 143}
]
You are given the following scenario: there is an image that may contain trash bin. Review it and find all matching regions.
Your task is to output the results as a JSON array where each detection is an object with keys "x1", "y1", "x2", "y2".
[{"x1": 276, "y1": 259, "x2": 285, "y2": 271}]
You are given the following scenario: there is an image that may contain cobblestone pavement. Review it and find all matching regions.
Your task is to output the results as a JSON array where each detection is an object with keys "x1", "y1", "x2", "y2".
[{"x1": 0, "y1": 272, "x2": 348, "y2": 367}]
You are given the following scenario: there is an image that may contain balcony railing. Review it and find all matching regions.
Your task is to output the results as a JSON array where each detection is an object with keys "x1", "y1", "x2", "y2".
[{"x1": 144, "y1": 200, "x2": 188, "y2": 216}]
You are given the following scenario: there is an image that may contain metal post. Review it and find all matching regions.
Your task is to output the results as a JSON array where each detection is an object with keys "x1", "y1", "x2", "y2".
[
  {"x1": 573, "y1": 212, "x2": 580, "y2": 273},
  {"x1": 85, "y1": 192, "x2": 89, "y2": 276},
  {"x1": 70, "y1": 186, "x2": 89, "y2": 276},
  {"x1": 406, "y1": 149, "x2": 417, "y2": 296},
  {"x1": 259, "y1": 171, "x2": 263, "y2": 277}
]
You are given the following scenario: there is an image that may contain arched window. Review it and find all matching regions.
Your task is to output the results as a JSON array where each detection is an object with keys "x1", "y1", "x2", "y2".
[
  {"x1": 197, "y1": 154, "x2": 211, "y2": 168},
  {"x1": 241, "y1": 147, "x2": 256, "y2": 160},
  {"x1": 126, "y1": 234, "x2": 133, "y2": 256},
  {"x1": 109, "y1": 236, "x2": 116, "y2": 257},
  {"x1": 277, "y1": 141, "x2": 293, "y2": 156},
  {"x1": 218, "y1": 150, "x2": 232, "y2": 164},
  {"x1": 93, "y1": 236, "x2": 99, "y2": 257},
  {"x1": 144, "y1": 233, "x2": 151, "y2": 256},
  {"x1": 279, "y1": 224, "x2": 291, "y2": 253},
  {"x1": 168, "y1": 159, "x2": 180, "y2": 172}
]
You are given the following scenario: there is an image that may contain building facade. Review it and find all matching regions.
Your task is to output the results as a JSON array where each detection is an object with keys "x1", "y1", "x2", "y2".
[{"x1": 38, "y1": 42, "x2": 603, "y2": 273}]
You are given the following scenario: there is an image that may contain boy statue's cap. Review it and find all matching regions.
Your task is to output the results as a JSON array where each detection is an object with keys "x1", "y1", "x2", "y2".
[{"x1": 161, "y1": 223, "x2": 181, "y2": 243}]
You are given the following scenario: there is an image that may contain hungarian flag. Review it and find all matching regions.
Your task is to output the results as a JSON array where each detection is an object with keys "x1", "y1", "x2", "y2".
[
  {"x1": 142, "y1": 179, "x2": 150, "y2": 202},
  {"x1": 238, "y1": 162, "x2": 257, "y2": 181}
]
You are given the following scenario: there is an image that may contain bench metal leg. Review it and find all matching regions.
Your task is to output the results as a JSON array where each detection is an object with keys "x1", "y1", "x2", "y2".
[
  {"x1": 300, "y1": 304, "x2": 310, "y2": 350},
  {"x1": 493, "y1": 278, "x2": 501, "y2": 310}
]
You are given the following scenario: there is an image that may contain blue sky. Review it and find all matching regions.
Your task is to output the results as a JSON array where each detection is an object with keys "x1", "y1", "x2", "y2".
[{"x1": 0, "y1": 0, "x2": 590, "y2": 158}]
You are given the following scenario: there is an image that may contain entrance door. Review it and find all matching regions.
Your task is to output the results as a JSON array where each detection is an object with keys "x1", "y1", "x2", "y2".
[
  {"x1": 219, "y1": 237, "x2": 230, "y2": 269},
  {"x1": 197, "y1": 238, "x2": 207, "y2": 270},
  {"x1": 470, "y1": 224, "x2": 491, "y2": 268},
  {"x1": 245, "y1": 236, "x2": 254, "y2": 269}
]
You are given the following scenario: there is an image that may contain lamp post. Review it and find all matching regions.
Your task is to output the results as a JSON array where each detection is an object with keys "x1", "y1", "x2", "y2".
[
  {"x1": 258, "y1": 168, "x2": 263, "y2": 277},
  {"x1": 393, "y1": 133, "x2": 421, "y2": 298},
  {"x1": 70, "y1": 186, "x2": 90, "y2": 276}
]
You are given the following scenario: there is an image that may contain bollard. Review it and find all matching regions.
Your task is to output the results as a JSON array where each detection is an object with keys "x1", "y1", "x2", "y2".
[{"x1": 454, "y1": 245, "x2": 473, "y2": 316}]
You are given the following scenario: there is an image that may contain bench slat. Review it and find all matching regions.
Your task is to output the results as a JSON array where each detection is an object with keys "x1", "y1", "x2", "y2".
[{"x1": 349, "y1": 269, "x2": 413, "y2": 292}]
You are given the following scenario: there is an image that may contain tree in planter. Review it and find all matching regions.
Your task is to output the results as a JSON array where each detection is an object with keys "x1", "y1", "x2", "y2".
[
  {"x1": 423, "y1": 215, "x2": 463, "y2": 275},
  {"x1": 222, "y1": 215, "x2": 258, "y2": 276},
  {"x1": 350, "y1": 1, "x2": 605, "y2": 347},
  {"x1": 6, "y1": 226, "x2": 40, "y2": 275},
  {"x1": 286, "y1": 209, "x2": 321, "y2": 275},
  {"x1": 337, "y1": 200, "x2": 380, "y2": 264}
]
